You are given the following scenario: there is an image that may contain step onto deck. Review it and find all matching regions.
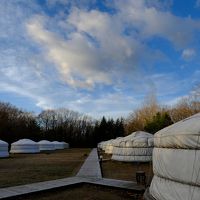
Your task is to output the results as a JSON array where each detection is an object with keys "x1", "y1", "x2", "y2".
[
  {"x1": 0, "y1": 148, "x2": 144, "y2": 199},
  {"x1": 0, "y1": 177, "x2": 83, "y2": 199}
]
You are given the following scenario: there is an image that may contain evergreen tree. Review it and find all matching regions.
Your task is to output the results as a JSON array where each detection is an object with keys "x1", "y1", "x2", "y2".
[{"x1": 144, "y1": 112, "x2": 173, "y2": 134}]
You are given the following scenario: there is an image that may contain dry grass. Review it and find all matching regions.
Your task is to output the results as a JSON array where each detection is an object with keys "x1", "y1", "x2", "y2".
[
  {"x1": 100, "y1": 152, "x2": 153, "y2": 185},
  {"x1": 0, "y1": 148, "x2": 91, "y2": 188},
  {"x1": 13, "y1": 183, "x2": 143, "y2": 200}
]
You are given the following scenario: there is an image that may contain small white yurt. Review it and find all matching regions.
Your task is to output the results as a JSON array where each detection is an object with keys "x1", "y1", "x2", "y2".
[
  {"x1": 0, "y1": 140, "x2": 9, "y2": 158},
  {"x1": 97, "y1": 141, "x2": 106, "y2": 150},
  {"x1": 61, "y1": 141, "x2": 69, "y2": 149},
  {"x1": 111, "y1": 131, "x2": 153, "y2": 162},
  {"x1": 98, "y1": 141, "x2": 107, "y2": 151},
  {"x1": 147, "y1": 113, "x2": 200, "y2": 200},
  {"x1": 38, "y1": 140, "x2": 55, "y2": 151},
  {"x1": 104, "y1": 137, "x2": 123, "y2": 154},
  {"x1": 99, "y1": 139, "x2": 114, "y2": 152},
  {"x1": 52, "y1": 141, "x2": 65, "y2": 149},
  {"x1": 10, "y1": 139, "x2": 39, "y2": 153}
]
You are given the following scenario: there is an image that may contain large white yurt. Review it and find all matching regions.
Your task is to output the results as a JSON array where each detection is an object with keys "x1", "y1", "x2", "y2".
[
  {"x1": 38, "y1": 140, "x2": 55, "y2": 151},
  {"x1": 52, "y1": 141, "x2": 65, "y2": 149},
  {"x1": 111, "y1": 131, "x2": 153, "y2": 162},
  {"x1": 10, "y1": 139, "x2": 39, "y2": 153},
  {"x1": 0, "y1": 140, "x2": 9, "y2": 158},
  {"x1": 146, "y1": 113, "x2": 200, "y2": 200},
  {"x1": 104, "y1": 137, "x2": 123, "y2": 154}
]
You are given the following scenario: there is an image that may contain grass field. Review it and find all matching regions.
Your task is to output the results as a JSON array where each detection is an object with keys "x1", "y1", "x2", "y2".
[
  {"x1": 100, "y1": 152, "x2": 153, "y2": 185},
  {"x1": 0, "y1": 148, "x2": 91, "y2": 188},
  {"x1": 13, "y1": 183, "x2": 143, "y2": 200}
]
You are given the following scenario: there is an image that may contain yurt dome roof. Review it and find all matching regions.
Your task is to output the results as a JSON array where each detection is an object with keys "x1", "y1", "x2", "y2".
[
  {"x1": 114, "y1": 131, "x2": 153, "y2": 147},
  {"x1": 12, "y1": 139, "x2": 37, "y2": 145},
  {"x1": 10, "y1": 138, "x2": 39, "y2": 153},
  {"x1": 52, "y1": 141, "x2": 60, "y2": 144},
  {"x1": 38, "y1": 140, "x2": 52, "y2": 144},
  {"x1": 154, "y1": 112, "x2": 200, "y2": 149},
  {"x1": 0, "y1": 140, "x2": 8, "y2": 146}
]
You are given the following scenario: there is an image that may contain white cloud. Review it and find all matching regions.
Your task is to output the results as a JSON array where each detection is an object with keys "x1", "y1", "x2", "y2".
[
  {"x1": 114, "y1": 0, "x2": 200, "y2": 48},
  {"x1": 181, "y1": 48, "x2": 196, "y2": 60},
  {"x1": 25, "y1": 0, "x2": 200, "y2": 91},
  {"x1": 26, "y1": 15, "x2": 113, "y2": 89},
  {"x1": 0, "y1": 0, "x2": 200, "y2": 118},
  {"x1": 196, "y1": 0, "x2": 200, "y2": 8}
]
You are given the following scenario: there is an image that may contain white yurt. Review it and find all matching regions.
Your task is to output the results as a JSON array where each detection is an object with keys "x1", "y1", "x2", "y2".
[
  {"x1": 104, "y1": 137, "x2": 123, "y2": 154},
  {"x1": 38, "y1": 140, "x2": 55, "y2": 151},
  {"x1": 99, "y1": 139, "x2": 114, "y2": 152},
  {"x1": 146, "y1": 113, "x2": 200, "y2": 200},
  {"x1": 52, "y1": 141, "x2": 65, "y2": 149},
  {"x1": 98, "y1": 140, "x2": 107, "y2": 151},
  {"x1": 97, "y1": 141, "x2": 106, "y2": 150},
  {"x1": 0, "y1": 140, "x2": 9, "y2": 158},
  {"x1": 61, "y1": 141, "x2": 69, "y2": 149},
  {"x1": 10, "y1": 139, "x2": 39, "y2": 153},
  {"x1": 111, "y1": 131, "x2": 153, "y2": 162}
]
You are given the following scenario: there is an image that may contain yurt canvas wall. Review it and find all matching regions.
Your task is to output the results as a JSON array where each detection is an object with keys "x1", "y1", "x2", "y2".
[
  {"x1": 104, "y1": 137, "x2": 123, "y2": 154},
  {"x1": 112, "y1": 131, "x2": 153, "y2": 162},
  {"x1": 148, "y1": 113, "x2": 200, "y2": 200},
  {"x1": 10, "y1": 139, "x2": 39, "y2": 153},
  {"x1": 98, "y1": 141, "x2": 108, "y2": 150},
  {"x1": 98, "y1": 140, "x2": 112, "y2": 151},
  {"x1": 52, "y1": 141, "x2": 65, "y2": 149},
  {"x1": 0, "y1": 140, "x2": 9, "y2": 158},
  {"x1": 61, "y1": 142, "x2": 69, "y2": 149},
  {"x1": 38, "y1": 140, "x2": 55, "y2": 151}
]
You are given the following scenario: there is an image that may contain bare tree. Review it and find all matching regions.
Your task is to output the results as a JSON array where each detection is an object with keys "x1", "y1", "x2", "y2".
[{"x1": 125, "y1": 92, "x2": 161, "y2": 134}]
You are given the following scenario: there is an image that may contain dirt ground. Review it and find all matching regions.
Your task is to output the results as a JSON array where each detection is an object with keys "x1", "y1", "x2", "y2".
[
  {"x1": 13, "y1": 183, "x2": 144, "y2": 200},
  {"x1": 0, "y1": 148, "x2": 91, "y2": 188},
  {"x1": 100, "y1": 152, "x2": 153, "y2": 185}
]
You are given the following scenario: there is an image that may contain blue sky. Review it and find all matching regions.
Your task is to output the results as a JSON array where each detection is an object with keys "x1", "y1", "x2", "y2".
[{"x1": 0, "y1": 0, "x2": 200, "y2": 118}]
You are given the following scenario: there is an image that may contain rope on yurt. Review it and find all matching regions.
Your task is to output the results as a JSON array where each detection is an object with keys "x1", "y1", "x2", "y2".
[
  {"x1": 190, "y1": 134, "x2": 200, "y2": 200},
  {"x1": 146, "y1": 137, "x2": 153, "y2": 186}
]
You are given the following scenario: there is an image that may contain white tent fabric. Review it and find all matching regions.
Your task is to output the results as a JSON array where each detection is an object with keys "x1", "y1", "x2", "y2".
[
  {"x1": 153, "y1": 148, "x2": 200, "y2": 186},
  {"x1": 61, "y1": 141, "x2": 69, "y2": 149},
  {"x1": 150, "y1": 175, "x2": 200, "y2": 200},
  {"x1": 10, "y1": 139, "x2": 39, "y2": 153},
  {"x1": 104, "y1": 137, "x2": 123, "y2": 154},
  {"x1": 149, "y1": 113, "x2": 200, "y2": 200},
  {"x1": 52, "y1": 141, "x2": 65, "y2": 149},
  {"x1": 154, "y1": 113, "x2": 200, "y2": 149},
  {"x1": 0, "y1": 140, "x2": 9, "y2": 158},
  {"x1": 38, "y1": 140, "x2": 55, "y2": 151},
  {"x1": 111, "y1": 131, "x2": 153, "y2": 162},
  {"x1": 98, "y1": 139, "x2": 114, "y2": 151}
]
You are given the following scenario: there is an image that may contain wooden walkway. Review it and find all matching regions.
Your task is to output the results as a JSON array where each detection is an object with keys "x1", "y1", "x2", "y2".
[
  {"x1": 76, "y1": 148, "x2": 102, "y2": 178},
  {"x1": 0, "y1": 148, "x2": 144, "y2": 199}
]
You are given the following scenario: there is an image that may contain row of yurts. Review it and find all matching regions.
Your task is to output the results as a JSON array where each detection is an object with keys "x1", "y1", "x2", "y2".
[
  {"x1": 0, "y1": 139, "x2": 69, "y2": 157},
  {"x1": 98, "y1": 113, "x2": 200, "y2": 200}
]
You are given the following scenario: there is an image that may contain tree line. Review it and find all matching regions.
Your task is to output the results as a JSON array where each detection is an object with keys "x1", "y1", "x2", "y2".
[
  {"x1": 0, "y1": 102, "x2": 124, "y2": 147},
  {"x1": 0, "y1": 85, "x2": 199, "y2": 147},
  {"x1": 125, "y1": 86, "x2": 200, "y2": 134}
]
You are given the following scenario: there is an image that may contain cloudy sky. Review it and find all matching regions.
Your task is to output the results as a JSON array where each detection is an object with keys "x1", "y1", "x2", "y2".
[{"x1": 0, "y1": 0, "x2": 200, "y2": 118}]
